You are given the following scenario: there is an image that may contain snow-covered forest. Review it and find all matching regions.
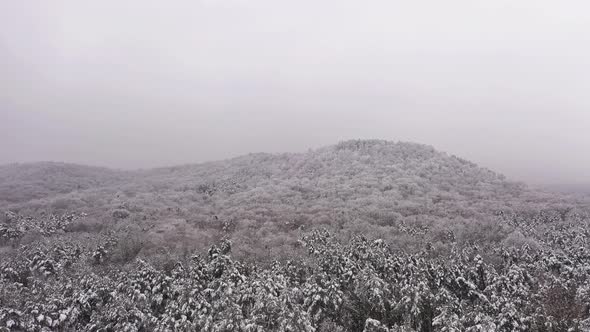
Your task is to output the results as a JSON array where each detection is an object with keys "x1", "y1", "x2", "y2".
[{"x1": 1, "y1": 140, "x2": 590, "y2": 331}]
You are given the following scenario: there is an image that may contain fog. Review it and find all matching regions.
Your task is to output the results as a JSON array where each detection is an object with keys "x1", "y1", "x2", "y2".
[{"x1": 1, "y1": 0, "x2": 589, "y2": 184}]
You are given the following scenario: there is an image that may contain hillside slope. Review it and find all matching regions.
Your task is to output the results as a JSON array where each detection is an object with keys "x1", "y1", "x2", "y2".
[{"x1": 2, "y1": 140, "x2": 565, "y2": 258}]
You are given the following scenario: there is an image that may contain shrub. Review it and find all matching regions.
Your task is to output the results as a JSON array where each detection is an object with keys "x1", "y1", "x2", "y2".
[
  {"x1": 111, "y1": 235, "x2": 144, "y2": 264},
  {"x1": 112, "y1": 209, "x2": 130, "y2": 219}
]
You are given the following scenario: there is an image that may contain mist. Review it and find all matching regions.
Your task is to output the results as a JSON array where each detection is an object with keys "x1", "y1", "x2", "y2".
[{"x1": 1, "y1": 0, "x2": 589, "y2": 184}]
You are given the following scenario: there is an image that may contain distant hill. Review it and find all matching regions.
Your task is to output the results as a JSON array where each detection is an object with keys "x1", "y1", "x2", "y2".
[
  {"x1": 0, "y1": 162, "x2": 132, "y2": 205},
  {"x1": 540, "y1": 183, "x2": 590, "y2": 196},
  {"x1": 1, "y1": 140, "x2": 572, "y2": 257}
]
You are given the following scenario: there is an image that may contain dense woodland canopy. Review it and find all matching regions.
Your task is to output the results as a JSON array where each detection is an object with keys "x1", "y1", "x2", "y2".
[{"x1": 1, "y1": 140, "x2": 590, "y2": 331}]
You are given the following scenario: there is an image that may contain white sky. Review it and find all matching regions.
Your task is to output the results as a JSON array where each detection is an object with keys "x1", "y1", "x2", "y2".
[{"x1": 1, "y1": 0, "x2": 589, "y2": 184}]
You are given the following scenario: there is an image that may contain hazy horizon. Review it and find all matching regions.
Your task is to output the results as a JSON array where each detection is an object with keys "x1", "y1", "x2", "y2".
[{"x1": 2, "y1": 1, "x2": 590, "y2": 185}]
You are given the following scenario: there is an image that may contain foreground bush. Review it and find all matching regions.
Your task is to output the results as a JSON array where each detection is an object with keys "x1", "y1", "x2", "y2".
[{"x1": 1, "y1": 217, "x2": 590, "y2": 331}]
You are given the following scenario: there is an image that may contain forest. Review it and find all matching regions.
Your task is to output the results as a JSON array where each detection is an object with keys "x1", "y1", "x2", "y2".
[{"x1": 1, "y1": 140, "x2": 589, "y2": 331}]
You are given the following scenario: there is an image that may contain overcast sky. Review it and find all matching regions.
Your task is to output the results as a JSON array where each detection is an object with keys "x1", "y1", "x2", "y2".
[{"x1": 1, "y1": 0, "x2": 589, "y2": 184}]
